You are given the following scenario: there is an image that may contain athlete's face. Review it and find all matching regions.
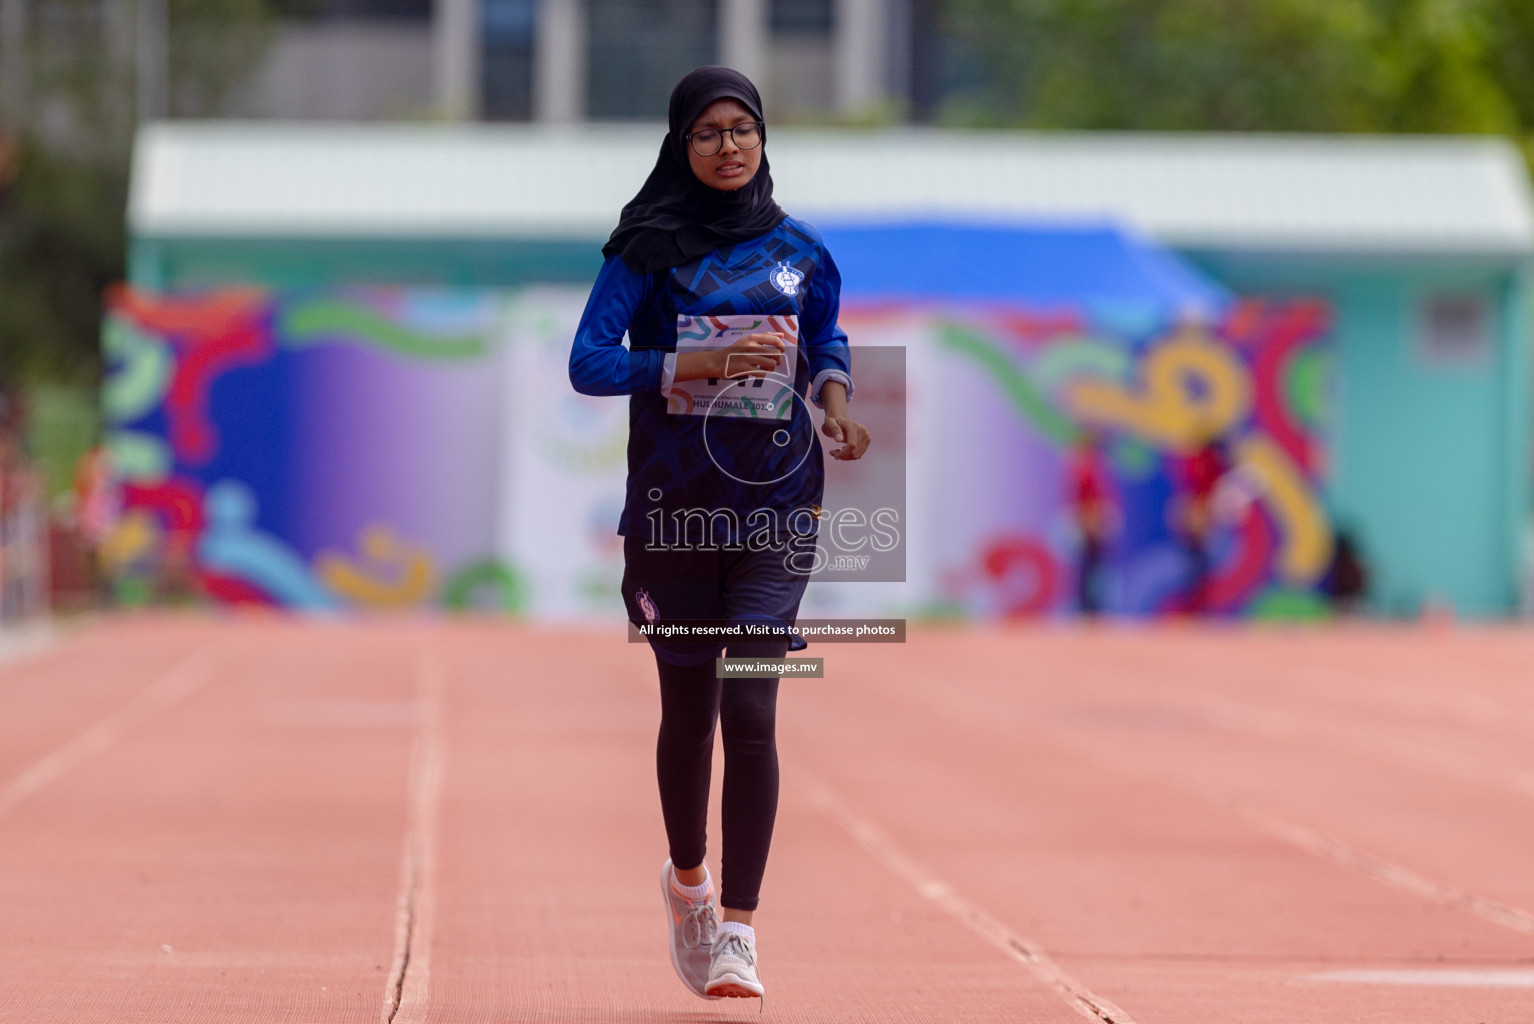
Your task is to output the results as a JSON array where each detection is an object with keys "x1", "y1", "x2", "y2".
[{"x1": 685, "y1": 98, "x2": 763, "y2": 192}]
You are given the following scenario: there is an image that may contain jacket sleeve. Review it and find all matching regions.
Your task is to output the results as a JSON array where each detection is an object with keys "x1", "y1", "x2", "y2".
[
  {"x1": 569, "y1": 256, "x2": 668, "y2": 396},
  {"x1": 801, "y1": 244, "x2": 854, "y2": 407}
]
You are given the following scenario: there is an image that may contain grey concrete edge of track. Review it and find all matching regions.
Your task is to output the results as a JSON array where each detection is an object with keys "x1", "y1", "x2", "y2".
[{"x1": 0, "y1": 620, "x2": 60, "y2": 668}]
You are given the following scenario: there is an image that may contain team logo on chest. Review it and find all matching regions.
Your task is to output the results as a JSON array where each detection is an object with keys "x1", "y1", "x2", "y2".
[{"x1": 770, "y1": 261, "x2": 805, "y2": 297}]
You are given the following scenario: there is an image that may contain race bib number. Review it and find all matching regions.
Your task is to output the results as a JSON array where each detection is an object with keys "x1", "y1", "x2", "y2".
[{"x1": 667, "y1": 314, "x2": 799, "y2": 420}]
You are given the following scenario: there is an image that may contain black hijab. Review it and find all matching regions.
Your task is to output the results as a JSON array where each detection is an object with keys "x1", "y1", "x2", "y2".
[{"x1": 603, "y1": 66, "x2": 786, "y2": 274}]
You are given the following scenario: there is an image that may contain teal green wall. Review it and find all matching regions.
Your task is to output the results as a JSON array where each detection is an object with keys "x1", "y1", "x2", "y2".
[
  {"x1": 1502, "y1": 266, "x2": 1533, "y2": 616},
  {"x1": 129, "y1": 236, "x2": 605, "y2": 290},
  {"x1": 1189, "y1": 251, "x2": 1531, "y2": 617}
]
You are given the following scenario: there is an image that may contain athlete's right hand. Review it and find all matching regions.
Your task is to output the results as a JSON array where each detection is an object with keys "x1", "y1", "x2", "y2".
[{"x1": 716, "y1": 333, "x2": 785, "y2": 378}]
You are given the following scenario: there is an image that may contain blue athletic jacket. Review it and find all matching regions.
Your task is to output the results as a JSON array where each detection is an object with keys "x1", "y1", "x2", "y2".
[{"x1": 569, "y1": 216, "x2": 853, "y2": 545}]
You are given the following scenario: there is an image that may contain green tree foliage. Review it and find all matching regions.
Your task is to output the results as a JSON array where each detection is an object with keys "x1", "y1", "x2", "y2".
[
  {"x1": 941, "y1": 0, "x2": 1525, "y2": 138},
  {"x1": 0, "y1": 0, "x2": 271, "y2": 388},
  {"x1": 1484, "y1": 0, "x2": 1534, "y2": 157},
  {"x1": 0, "y1": 145, "x2": 127, "y2": 386}
]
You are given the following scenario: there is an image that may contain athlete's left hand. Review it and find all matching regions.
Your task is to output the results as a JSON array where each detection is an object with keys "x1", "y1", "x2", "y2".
[{"x1": 821, "y1": 415, "x2": 871, "y2": 460}]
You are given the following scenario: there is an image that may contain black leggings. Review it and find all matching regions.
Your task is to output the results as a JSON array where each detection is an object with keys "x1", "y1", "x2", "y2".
[{"x1": 655, "y1": 644, "x2": 784, "y2": 912}]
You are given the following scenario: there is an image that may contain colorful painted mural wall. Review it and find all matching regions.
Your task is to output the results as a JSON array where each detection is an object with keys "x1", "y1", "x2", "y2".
[
  {"x1": 103, "y1": 287, "x2": 522, "y2": 612},
  {"x1": 853, "y1": 299, "x2": 1335, "y2": 619},
  {"x1": 102, "y1": 287, "x2": 1331, "y2": 619}
]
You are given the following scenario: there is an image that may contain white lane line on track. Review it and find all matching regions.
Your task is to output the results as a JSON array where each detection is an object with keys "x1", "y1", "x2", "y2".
[
  {"x1": 890, "y1": 648, "x2": 1534, "y2": 944},
  {"x1": 1095, "y1": 642, "x2": 1534, "y2": 801},
  {"x1": 1162, "y1": 686, "x2": 1534, "y2": 804},
  {"x1": 1184, "y1": 778, "x2": 1534, "y2": 936},
  {"x1": 805, "y1": 777, "x2": 1140, "y2": 1024},
  {"x1": 0, "y1": 644, "x2": 216, "y2": 819},
  {"x1": 382, "y1": 651, "x2": 446, "y2": 1024},
  {"x1": 1310, "y1": 968, "x2": 1534, "y2": 987}
]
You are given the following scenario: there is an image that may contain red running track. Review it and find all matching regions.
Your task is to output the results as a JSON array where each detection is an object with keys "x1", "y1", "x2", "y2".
[{"x1": 0, "y1": 614, "x2": 1531, "y2": 1022}]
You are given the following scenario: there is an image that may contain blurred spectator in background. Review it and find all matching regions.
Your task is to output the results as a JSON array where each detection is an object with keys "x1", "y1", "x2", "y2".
[
  {"x1": 1067, "y1": 429, "x2": 1118, "y2": 616},
  {"x1": 0, "y1": 382, "x2": 25, "y2": 443},
  {"x1": 1321, "y1": 527, "x2": 1370, "y2": 616},
  {"x1": 0, "y1": 382, "x2": 46, "y2": 623},
  {"x1": 73, "y1": 443, "x2": 120, "y2": 600},
  {"x1": 1171, "y1": 429, "x2": 1232, "y2": 615}
]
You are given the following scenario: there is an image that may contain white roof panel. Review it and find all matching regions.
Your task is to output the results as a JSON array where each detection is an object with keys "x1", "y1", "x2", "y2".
[{"x1": 130, "y1": 122, "x2": 1534, "y2": 255}]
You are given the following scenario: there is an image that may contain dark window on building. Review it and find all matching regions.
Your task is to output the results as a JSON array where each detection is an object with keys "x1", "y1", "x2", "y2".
[
  {"x1": 269, "y1": 0, "x2": 432, "y2": 20},
  {"x1": 483, "y1": 0, "x2": 536, "y2": 119},
  {"x1": 587, "y1": 0, "x2": 717, "y2": 119},
  {"x1": 770, "y1": 0, "x2": 831, "y2": 34},
  {"x1": 1416, "y1": 293, "x2": 1492, "y2": 368},
  {"x1": 905, "y1": 0, "x2": 982, "y2": 123}
]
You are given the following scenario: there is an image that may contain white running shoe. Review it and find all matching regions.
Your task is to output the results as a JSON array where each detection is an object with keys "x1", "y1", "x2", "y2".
[
  {"x1": 704, "y1": 923, "x2": 764, "y2": 998},
  {"x1": 660, "y1": 859, "x2": 720, "y2": 999}
]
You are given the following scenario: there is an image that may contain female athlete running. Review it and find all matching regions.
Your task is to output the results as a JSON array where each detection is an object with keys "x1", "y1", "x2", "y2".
[{"x1": 568, "y1": 65, "x2": 869, "y2": 1001}]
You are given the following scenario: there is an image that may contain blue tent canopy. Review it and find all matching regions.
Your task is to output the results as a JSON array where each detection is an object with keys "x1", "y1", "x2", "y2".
[{"x1": 818, "y1": 221, "x2": 1231, "y2": 316}]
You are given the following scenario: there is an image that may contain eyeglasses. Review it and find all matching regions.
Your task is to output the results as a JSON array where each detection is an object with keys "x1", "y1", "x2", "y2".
[{"x1": 686, "y1": 121, "x2": 764, "y2": 157}]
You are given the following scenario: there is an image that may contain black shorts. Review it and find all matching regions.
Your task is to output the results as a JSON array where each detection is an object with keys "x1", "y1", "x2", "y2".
[{"x1": 621, "y1": 534, "x2": 811, "y2": 667}]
